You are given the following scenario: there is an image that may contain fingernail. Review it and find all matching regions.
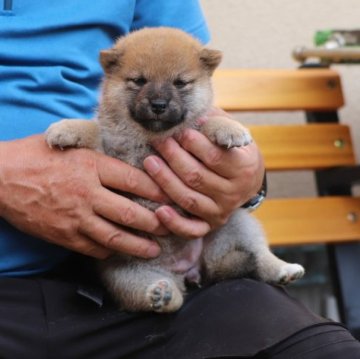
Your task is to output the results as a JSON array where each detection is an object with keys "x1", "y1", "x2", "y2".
[
  {"x1": 144, "y1": 156, "x2": 161, "y2": 175},
  {"x1": 174, "y1": 131, "x2": 183, "y2": 142},
  {"x1": 196, "y1": 116, "x2": 208, "y2": 125},
  {"x1": 156, "y1": 208, "x2": 170, "y2": 222},
  {"x1": 182, "y1": 128, "x2": 195, "y2": 142},
  {"x1": 156, "y1": 206, "x2": 172, "y2": 223},
  {"x1": 147, "y1": 244, "x2": 161, "y2": 258}
]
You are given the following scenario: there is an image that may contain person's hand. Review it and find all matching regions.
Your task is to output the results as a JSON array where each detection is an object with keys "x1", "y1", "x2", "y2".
[
  {"x1": 0, "y1": 135, "x2": 169, "y2": 259},
  {"x1": 143, "y1": 108, "x2": 264, "y2": 238}
]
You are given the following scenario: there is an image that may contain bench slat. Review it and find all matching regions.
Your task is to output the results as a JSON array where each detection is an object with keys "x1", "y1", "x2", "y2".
[
  {"x1": 213, "y1": 69, "x2": 344, "y2": 111},
  {"x1": 249, "y1": 124, "x2": 356, "y2": 170},
  {"x1": 254, "y1": 197, "x2": 360, "y2": 246}
]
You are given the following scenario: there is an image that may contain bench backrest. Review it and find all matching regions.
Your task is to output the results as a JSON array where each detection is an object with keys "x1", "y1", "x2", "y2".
[{"x1": 212, "y1": 68, "x2": 360, "y2": 246}]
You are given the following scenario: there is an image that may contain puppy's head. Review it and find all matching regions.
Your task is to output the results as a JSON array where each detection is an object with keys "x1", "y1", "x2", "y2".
[{"x1": 99, "y1": 27, "x2": 222, "y2": 133}]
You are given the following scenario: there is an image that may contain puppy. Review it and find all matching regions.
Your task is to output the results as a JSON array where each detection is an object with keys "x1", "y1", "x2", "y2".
[{"x1": 46, "y1": 27, "x2": 304, "y2": 313}]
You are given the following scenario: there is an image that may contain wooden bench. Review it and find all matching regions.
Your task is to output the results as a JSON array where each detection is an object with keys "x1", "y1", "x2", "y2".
[
  {"x1": 213, "y1": 68, "x2": 360, "y2": 337},
  {"x1": 213, "y1": 68, "x2": 360, "y2": 246}
]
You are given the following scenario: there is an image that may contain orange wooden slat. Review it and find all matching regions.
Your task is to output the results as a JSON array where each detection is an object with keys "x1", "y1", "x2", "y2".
[
  {"x1": 254, "y1": 197, "x2": 360, "y2": 246},
  {"x1": 213, "y1": 69, "x2": 344, "y2": 111},
  {"x1": 249, "y1": 124, "x2": 356, "y2": 170}
]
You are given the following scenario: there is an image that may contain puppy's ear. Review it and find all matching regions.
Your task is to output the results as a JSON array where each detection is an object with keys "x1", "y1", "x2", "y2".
[
  {"x1": 200, "y1": 48, "x2": 222, "y2": 74},
  {"x1": 100, "y1": 48, "x2": 123, "y2": 73}
]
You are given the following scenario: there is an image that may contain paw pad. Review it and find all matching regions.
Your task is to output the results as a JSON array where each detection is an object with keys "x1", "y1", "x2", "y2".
[{"x1": 146, "y1": 279, "x2": 183, "y2": 313}]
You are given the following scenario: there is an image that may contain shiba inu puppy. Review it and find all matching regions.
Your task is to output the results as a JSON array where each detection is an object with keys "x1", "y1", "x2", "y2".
[{"x1": 46, "y1": 27, "x2": 304, "y2": 313}]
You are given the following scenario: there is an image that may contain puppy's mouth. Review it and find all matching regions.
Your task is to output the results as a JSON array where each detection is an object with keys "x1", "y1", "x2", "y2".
[{"x1": 132, "y1": 111, "x2": 187, "y2": 132}]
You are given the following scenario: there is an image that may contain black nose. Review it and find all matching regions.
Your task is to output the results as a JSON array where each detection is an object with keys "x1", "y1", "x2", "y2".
[{"x1": 150, "y1": 99, "x2": 168, "y2": 114}]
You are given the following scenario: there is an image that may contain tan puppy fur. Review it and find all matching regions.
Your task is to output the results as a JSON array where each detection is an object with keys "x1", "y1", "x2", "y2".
[{"x1": 46, "y1": 28, "x2": 304, "y2": 313}]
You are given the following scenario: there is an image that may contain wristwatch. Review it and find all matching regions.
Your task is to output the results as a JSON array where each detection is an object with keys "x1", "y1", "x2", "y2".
[{"x1": 241, "y1": 171, "x2": 267, "y2": 212}]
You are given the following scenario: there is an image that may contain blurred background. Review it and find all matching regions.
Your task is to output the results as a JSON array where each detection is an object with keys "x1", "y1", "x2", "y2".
[
  {"x1": 200, "y1": 0, "x2": 360, "y2": 320},
  {"x1": 201, "y1": 0, "x2": 360, "y2": 158}
]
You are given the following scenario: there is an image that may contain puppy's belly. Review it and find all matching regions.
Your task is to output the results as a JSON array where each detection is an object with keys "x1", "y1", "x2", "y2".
[{"x1": 162, "y1": 238, "x2": 203, "y2": 284}]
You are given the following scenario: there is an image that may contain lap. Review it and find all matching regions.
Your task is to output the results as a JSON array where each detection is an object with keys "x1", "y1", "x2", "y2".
[{"x1": 0, "y1": 273, "x2": 357, "y2": 359}]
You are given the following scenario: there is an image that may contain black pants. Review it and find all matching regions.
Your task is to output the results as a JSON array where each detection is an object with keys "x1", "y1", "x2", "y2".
[{"x1": 0, "y1": 262, "x2": 359, "y2": 359}]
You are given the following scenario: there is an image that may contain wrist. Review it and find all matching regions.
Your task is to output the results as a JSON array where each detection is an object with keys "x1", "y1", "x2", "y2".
[{"x1": 241, "y1": 170, "x2": 267, "y2": 212}]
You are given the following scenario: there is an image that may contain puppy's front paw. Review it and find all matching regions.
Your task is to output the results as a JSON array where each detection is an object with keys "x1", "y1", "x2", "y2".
[
  {"x1": 45, "y1": 119, "x2": 99, "y2": 150},
  {"x1": 277, "y1": 263, "x2": 305, "y2": 285},
  {"x1": 46, "y1": 120, "x2": 81, "y2": 149},
  {"x1": 201, "y1": 116, "x2": 253, "y2": 149},
  {"x1": 146, "y1": 279, "x2": 183, "y2": 313}
]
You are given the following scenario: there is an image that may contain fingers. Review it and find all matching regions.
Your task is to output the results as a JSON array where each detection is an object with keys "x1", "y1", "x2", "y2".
[
  {"x1": 80, "y1": 215, "x2": 161, "y2": 259},
  {"x1": 148, "y1": 129, "x2": 265, "y2": 231},
  {"x1": 152, "y1": 137, "x2": 231, "y2": 197},
  {"x1": 95, "y1": 152, "x2": 169, "y2": 203},
  {"x1": 176, "y1": 129, "x2": 258, "y2": 179},
  {"x1": 59, "y1": 233, "x2": 112, "y2": 259},
  {"x1": 155, "y1": 206, "x2": 211, "y2": 239},
  {"x1": 175, "y1": 129, "x2": 265, "y2": 203},
  {"x1": 144, "y1": 156, "x2": 226, "y2": 226},
  {"x1": 92, "y1": 187, "x2": 168, "y2": 236}
]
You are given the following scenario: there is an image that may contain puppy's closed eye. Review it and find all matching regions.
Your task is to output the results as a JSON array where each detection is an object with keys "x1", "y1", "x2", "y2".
[
  {"x1": 173, "y1": 78, "x2": 194, "y2": 89},
  {"x1": 127, "y1": 77, "x2": 148, "y2": 87}
]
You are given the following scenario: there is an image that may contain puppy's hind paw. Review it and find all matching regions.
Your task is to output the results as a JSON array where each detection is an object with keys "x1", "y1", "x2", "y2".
[
  {"x1": 146, "y1": 279, "x2": 183, "y2": 313},
  {"x1": 277, "y1": 264, "x2": 305, "y2": 285}
]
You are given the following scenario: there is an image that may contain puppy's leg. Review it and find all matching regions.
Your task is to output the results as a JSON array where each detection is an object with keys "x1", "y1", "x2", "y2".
[
  {"x1": 45, "y1": 119, "x2": 100, "y2": 150},
  {"x1": 100, "y1": 260, "x2": 185, "y2": 313},
  {"x1": 255, "y1": 247, "x2": 305, "y2": 285},
  {"x1": 201, "y1": 115, "x2": 252, "y2": 149},
  {"x1": 203, "y1": 209, "x2": 262, "y2": 282},
  {"x1": 203, "y1": 209, "x2": 304, "y2": 285}
]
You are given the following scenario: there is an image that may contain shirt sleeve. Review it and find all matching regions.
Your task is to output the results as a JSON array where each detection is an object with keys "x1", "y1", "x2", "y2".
[{"x1": 130, "y1": 0, "x2": 211, "y2": 44}]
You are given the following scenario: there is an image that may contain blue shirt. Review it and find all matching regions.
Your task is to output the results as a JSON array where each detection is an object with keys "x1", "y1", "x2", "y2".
[{"x1": 0, "y1": 0, "x2": 210, "y2": 276}]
